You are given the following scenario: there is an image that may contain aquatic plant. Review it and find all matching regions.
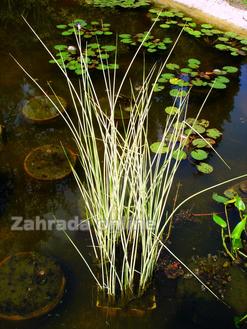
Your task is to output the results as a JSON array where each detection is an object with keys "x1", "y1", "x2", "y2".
[
  {"x1": 85, "y1": 0, "x2": 151, "y2": 8},
  {"x1": 153, "y1": 58, "x2": 238, "y2": 94},
  {"x1": 14, "y1": 15, "x2": 247, "y2": 310},
  {"x1": 119, "y1": 31, "x2": 173, "y2": 53},
  {"x1": 149, "y1": 8, "x2": 247, "y2": 57},
  {"x1": 150, "y1": 116, "x2": 222, "y2": 174},
  {"x1": 212, "y1": 193, "x2": 247, "y2": 261},
  {"x1": 50, "y1": 19, "x2": 117, "y2": 74}
]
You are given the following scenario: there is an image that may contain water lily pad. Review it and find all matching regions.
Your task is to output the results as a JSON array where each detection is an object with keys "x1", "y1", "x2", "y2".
[
  {"x1": 172, "y1": 149, "x2": 187, "y2": 160},
  {"x1": 166, "y1": 63, "x2": 180, "y2": 70},
  {"x1": 24, "y1": 144, "x2": 77, "y2": 181},
  {"x1": 222, "y1": 66, "x2": 238, "y2": 74},
  {"x1": 22, "y1": 96, "x2": 67, "y2": 124},
  {"x1": 196, "y1": 162, "x2": 213, "y2": 174},
  {"x1": 0, "y1": 252, "x2": 65, "y2": 320},
  {"x1": 206, "y1": 128, "x2": 222, "y2": 139},
  {"x1": 191, "y1": 149, "x2": 208, "y2": 160},
  {"x1": 150, "y1": 142, "x2": 169, "y2": 154},
  {"x1": 169, "y1": 89, "x2": 187, "y2": 97},
  {"x1": 192, "y1": 138, "x2": 208, "y2": 148},
  {"x1": 165, "y1": 106, "x2": 180, "y2": 115}
]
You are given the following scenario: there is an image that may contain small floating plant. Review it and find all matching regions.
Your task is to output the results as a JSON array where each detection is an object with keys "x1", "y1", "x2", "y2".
[
  {"x1": 119, "y1": 31, "x2": 173, "y2": 53},
  {"x1": 150, "y1": 116, "x2": 222, "y2": 174},
  {"x1": 85, "y1": 0, "x2": 151, "y2": 8},
  {"x1": 149, "y1": 8, "x2": 247, "y2": 57},
  {"x1": 153, "y1": 58, "x2": 238, "y2": 94},
  {"x1": 50, "y1": 19, "x2": 118, "y2": 74}
]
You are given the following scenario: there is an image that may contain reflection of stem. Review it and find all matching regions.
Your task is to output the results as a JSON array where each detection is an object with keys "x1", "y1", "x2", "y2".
[
  {"x1": 221, "y1": 228, "x2": 235, "y2": 261},
  {"x1": 164, "y1": 182, "x2": 181, "y2": 243}
]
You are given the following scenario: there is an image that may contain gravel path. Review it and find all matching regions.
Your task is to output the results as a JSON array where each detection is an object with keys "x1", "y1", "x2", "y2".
[{"x1": 156, "y1": 0, "x2": 247, "y2": 32}]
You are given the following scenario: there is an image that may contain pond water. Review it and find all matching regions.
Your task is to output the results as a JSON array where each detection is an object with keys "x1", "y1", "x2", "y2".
[{"x1": 0, "y1": 1, "x2": 247, "y2": 328}]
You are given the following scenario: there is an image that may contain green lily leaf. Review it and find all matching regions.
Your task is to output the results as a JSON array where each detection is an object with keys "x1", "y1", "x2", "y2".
[
  {"x1": 56, "y1": 24, "x2": 67, "y2": 29},
  {"x1": 150, "y1": 142, "x2": 169, "y2": 154},
  {"x1": 192, "y1": 138, "x2": 208, "y2": 148},
  {"x1": 166, "y1": 63, "x2": 180, "y2": 70},
  {"x1": 206, "y1": 128, "x2": 222, "y2": 139},
  {"x1": 196, "y1": 162, "x2": 213, "y2": 174},
  {"x1": 169, "y1": 89, "x2": 187, "y2": 97},
  {"x1": 172, "y1": 149, "x2": 187, "y2": 160},
  {"x1": 165, "y1": 106, "x2": 180, "y2": 115},
  {"x1": 191, "y1": 149, "x2": 208, "y2": 160},
  {"x1": 222, "y1": 66, "x2": 238, "y2": 74}
]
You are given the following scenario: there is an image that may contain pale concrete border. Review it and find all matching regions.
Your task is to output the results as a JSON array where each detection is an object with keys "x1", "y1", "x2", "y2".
[{"x1": 155, "y1": 0, "x2": 247, "y2": 36}]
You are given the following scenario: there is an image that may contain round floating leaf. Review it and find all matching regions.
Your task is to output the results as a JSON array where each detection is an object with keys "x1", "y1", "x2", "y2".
[
  {"x1": 215, "y1": 44, "x2": 228, "y2": 51},
  {"x1": 196, "y1": 162, "x2": 213, "y2": 174},
  {"x1": 180, "y1": 67, "x2": 192, "y2": 74},
  {"x1": 119, "y1": 33, "x2": 132, "y2": 38},
  {"x1": 212, "y1": 192, "x2": 229, "y2": 204},
  {"x1": 188, "y1": 58, "x2": 201, "y2": 65},
  {"x1": 206, "y1": 128, "x2": 222, "y2": 139},
  {"x1": 150, "y1": 142, "x2": 169, "y2": 154},
  {"x1": 212, "y1": 214, "x2": 227, "y2": 228},
  {"x1": 224, "y1": 31, "x2": 237, "y2": 38},
  {"x1": 165, "y1": 106, "x2": 180, "y2": 115},
  {"x1": 210, "y1": 80, "x2": 227, "y2": 89},
  {"x1": 192, "y1": 124, "x2": 206, "y2": 134},
  {"x1": 159, "y1": 73, "x2": 175, "y2": 81},
  {"x1": 61, "y1": 30, "x2": 74, "y2": 36},
  {"x1": 201, "y1": 23, "x2": 213, "y2": 29},
  {"x1": 172, "y1": 149, "x2": 187, "y2": 160},
  {"x1": 191, "y1": 149, "x2": 208, "y2": 160},
  {"x1": 169, "y1": 89, "x2": 187, "y2": 97},
  {"x1": 222, "y1": 66, "x2": 238, "y2": 74},
  {"x1": 192, "y1": 79, "x2": 205, "y2": 87},
  {"x1": 54, "y1": 44, "x2": 67, "y2": 51},
  {"x1": 101, "y1": 45, "x2": 116, "y2": 52},
  {"x1": 153, "y1": 84, "x2": 165, "y2": 92},
  {"x1": 197, "y1": 119, "x2": 210, "y2": 127},
  {"x1": 192, "y1": 138, "x2": 208, "y2": 148},
  {"x1": 166, "y1": 63, "x2": 180, "y2": 70},
  {"x1": 56, "y1": 24, "x2": 67, "y2": 29},
  {"x1": 160, "y1": 24, "x2": 171, "y2": 29},
  {"x1": 216, "y1": 76, "x2": 230, "y2": 84}
]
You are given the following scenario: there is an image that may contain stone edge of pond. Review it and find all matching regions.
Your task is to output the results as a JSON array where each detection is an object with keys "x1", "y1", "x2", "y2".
[{"x1": 154, "y1": 0, "x2": 247, "y2": 36}]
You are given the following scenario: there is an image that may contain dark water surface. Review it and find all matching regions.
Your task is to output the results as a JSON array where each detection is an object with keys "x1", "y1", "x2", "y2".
[{"x1": 0, "y1": 1, "x2": 247, "y2": 328}]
